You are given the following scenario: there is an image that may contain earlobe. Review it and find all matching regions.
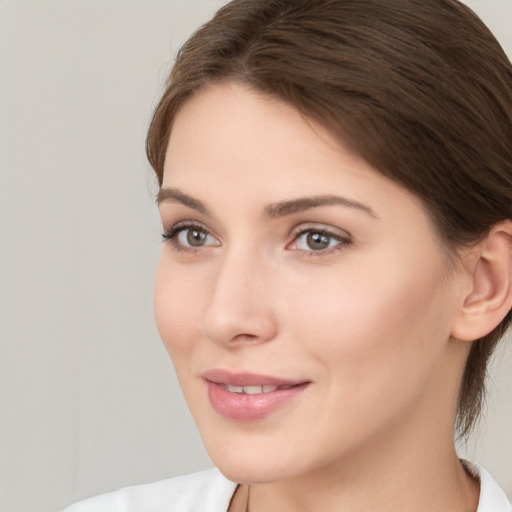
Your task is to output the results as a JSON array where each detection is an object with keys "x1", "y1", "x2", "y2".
[{"x1": 451, "y1": 221, "x2": 512, "y2": 342}]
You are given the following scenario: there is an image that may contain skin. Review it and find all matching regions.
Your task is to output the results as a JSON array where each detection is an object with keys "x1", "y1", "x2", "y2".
[{"x1": 154, "y1": 82, "x2": 480, "y2": 511}]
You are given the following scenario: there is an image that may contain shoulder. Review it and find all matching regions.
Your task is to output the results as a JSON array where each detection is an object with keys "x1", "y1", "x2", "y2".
[
  {"x1": 62, "y1": 468, "x2": 238, "y2": 512},
  {"x1": 462, "y1": 460, "x2": 511, "y2": 512}
]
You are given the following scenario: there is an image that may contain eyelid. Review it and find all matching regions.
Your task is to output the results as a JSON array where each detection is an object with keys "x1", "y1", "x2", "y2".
[{"x1": 290, "y1": 222, "x2": 351, "y2": 240}]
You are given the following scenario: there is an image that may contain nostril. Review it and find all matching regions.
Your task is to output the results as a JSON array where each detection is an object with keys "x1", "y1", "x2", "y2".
[
  {"x1": 231, "y1": 333, "x2": 259, "y2": 343},
  {"x1": 200, "y1": 308, "x2": 278, "y2": 347}
]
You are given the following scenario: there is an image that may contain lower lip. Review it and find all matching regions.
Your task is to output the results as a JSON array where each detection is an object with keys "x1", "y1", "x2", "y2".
[{"x1": 206, "y1": 381, "x2": 309, "y2": 421}]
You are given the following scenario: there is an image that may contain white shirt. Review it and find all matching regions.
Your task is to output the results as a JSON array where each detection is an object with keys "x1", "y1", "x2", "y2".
[{"x1": 63, "y1": 462, "x2": 511, "y2": 512}]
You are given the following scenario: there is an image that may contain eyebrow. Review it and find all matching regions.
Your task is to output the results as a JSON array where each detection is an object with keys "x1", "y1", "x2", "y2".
[
  {"x1": 157, "y1": 187, "x2": 377, "y2": 219},
  {"x1": 263, "y1": 195, "x2": 377, "y2": 219},
  {"x1": 156, "y1": 188, "x2": 211, "y2": 216}
]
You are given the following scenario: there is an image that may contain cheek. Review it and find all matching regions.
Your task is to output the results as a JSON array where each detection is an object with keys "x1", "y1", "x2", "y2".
[
  {"x1": 288, "y1": 253, "x2": 455, "y2": 382},
  {"x1": 154, "y1": 257, "x2": 204, "y2": 359},
  {"x1": 281, "y1": 257, "x2": 457, "y2": 444}
]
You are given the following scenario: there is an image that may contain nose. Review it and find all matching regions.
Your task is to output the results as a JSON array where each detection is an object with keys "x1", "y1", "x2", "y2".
[{"x1": 199, "y1": 249, "x2": 279, "y2": 347}]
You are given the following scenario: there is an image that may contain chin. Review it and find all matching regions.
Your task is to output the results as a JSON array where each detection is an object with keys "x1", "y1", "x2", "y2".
[
  {"x1": 200, "y1": 429, "x2": 311, "y2": 485},
  {"x1": 214, "y1": 456, "x2": 296, "y2": 485}
]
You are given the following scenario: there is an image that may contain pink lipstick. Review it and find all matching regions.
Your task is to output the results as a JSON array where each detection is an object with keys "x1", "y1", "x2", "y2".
[{"x1": 203, "y1": 369, "x2": 310, "y2": 421}]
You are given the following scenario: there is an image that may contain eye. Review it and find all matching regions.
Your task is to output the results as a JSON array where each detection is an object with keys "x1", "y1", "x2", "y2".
[
  {"x1": 178, "y1": 227, "x2": 214, "y2": 247},
  {"x1": 289, "y1": 227, "x2": 350, "y2": 254},
  {"x1": 162, "y1": 223, "x2": 220, "y2": 251}
]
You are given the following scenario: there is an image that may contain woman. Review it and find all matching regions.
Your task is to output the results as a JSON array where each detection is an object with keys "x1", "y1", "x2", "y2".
[{"x1": 65, "y1": 0, "x2": 512, "y2": 510}]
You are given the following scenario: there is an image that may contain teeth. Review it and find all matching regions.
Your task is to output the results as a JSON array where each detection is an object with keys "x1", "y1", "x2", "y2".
[
  {"x1": 225, "y1": 384, "x2": 281, "y2": 394},
  {"x1": 226, "y1": 385, "x2": 244, "y2": 393},
  {"x1": 243, "y1": 385, "x2": 263, "y2": 395}
]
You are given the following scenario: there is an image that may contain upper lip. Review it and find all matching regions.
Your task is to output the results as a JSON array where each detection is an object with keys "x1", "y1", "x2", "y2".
[{"x1": 202, "y1": 369, "x2": 308, "y2": 387}]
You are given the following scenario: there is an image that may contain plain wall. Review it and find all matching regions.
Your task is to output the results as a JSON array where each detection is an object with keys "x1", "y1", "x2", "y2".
[{"x1": 0, "y1": 1, "x2": 510, "y2": 511}]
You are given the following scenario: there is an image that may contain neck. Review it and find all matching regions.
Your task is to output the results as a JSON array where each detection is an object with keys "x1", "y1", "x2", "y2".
[
  {"x1": 242, "y1": 453, "x2": 478, "y2": 512},
  {"x1": 234, "y1": 418, "x2": 479, "y2": 512}
]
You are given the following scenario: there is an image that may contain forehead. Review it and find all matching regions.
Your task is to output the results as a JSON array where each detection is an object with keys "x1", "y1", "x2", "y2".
[
  {"x1": 163, "y1": 82, "x2": 429, "y2": 229},
  {"x1": 165, "y1": 83, "x2": 372, "y2": 188}
]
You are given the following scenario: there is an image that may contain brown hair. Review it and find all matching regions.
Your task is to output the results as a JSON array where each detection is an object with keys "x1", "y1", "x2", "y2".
[{"x1": 146, "y1": 0, "x2": 512, "y2": 437}]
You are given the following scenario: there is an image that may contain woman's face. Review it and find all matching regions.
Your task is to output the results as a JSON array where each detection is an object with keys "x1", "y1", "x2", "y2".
[{"x1": 155, "y1": 82, "x2": 468, "y2": 484}]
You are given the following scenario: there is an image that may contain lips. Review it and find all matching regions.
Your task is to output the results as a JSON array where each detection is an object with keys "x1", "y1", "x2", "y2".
[{"x1": 202, "y1": 369, "x2": 310, "y2": 421}]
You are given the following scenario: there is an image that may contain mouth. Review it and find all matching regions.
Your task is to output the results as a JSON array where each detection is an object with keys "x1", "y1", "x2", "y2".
[
  {"x1": 220, "y1": 383, "x2": 296, "y2": 394},
  {"x1": 202, "y1": 369, "x2": 311, "y2": 421}
]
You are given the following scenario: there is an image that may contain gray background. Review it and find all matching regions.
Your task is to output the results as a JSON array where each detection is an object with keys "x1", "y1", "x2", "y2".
[{"x1": 1, "y1": 1, "x2": 511, "y2": 511}]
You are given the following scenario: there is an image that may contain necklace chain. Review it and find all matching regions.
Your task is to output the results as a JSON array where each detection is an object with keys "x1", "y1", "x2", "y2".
[{"x1": 244, "y1": 485, "x2": 250, "y2": 512}]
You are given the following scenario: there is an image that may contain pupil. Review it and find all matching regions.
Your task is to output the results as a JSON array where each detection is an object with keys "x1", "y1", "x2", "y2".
[
  {"x1": 307, "y1": 232, "x2": 330, "y2": 250},
  {"x1": 187, "y1": 229, "x2": 207, "y2": 247}
]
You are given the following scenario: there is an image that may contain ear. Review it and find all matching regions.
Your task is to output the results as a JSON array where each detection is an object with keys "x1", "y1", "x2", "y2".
[{"x1": 451, "y1": 221, "x2": 512, "y2": 341}]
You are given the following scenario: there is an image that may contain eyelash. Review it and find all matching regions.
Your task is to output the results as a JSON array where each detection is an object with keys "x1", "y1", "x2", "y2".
[
  {"x1": 161, "y1": 223, "x2": 351, "y2": 256},
  {"x1": 161, "y1": 222, "x2": 215, "y2": 253}
]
